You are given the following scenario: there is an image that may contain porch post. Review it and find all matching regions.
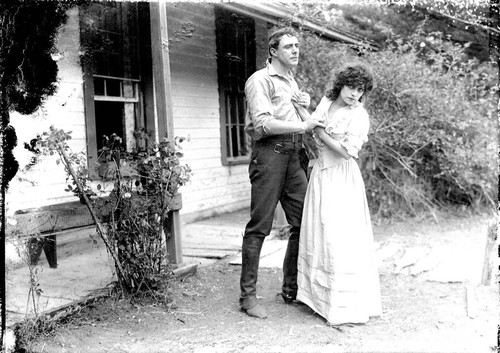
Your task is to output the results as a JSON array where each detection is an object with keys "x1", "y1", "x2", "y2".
[{"x1": 149, "y1": 1, "x2": 183, "y2": 266}]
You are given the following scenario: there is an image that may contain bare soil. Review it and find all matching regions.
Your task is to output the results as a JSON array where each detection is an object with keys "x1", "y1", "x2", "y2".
[{"x1": 27, "y1": 213, "x2": 499, "y2": 353}]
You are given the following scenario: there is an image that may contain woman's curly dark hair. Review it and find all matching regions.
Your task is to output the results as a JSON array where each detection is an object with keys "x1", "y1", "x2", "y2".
[{"x1": 325, "y1": 62, "x2": 374, "y2": 102}]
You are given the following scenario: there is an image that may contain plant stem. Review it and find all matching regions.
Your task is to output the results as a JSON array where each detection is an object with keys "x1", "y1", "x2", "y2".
[{"x1": 55, "y1": 143, "x2": 126, "y2": 282}]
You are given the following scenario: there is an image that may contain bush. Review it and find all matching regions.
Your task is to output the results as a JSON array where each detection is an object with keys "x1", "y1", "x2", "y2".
[
  {"x1": 32, "y1": 127, "x2": 192, "y2": 295},
  {"x1": 295, "y1": 30, "x2": 497, "y2": 220}
]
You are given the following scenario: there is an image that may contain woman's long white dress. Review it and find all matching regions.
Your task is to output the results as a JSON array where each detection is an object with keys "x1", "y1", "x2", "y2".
[{"x1": 297, "y1": 96, "x2": 382, "y2": 325}]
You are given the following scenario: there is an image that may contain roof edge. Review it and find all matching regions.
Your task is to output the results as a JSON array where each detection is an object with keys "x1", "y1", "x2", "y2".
[{"x1": 219, "y1": 2, "x2": 379, "y2": 50}]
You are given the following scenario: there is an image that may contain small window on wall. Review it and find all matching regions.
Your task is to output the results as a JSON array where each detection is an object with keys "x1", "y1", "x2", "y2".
[
  {"x1": 80, "y1": 2, "x2": 150, "y2": 160},
  {"x1": 93, "y1": 76, "x2": 141, "y2": 150},
  {"x1": 214, "y1": 6, "x2": 256, "y2": 165}
]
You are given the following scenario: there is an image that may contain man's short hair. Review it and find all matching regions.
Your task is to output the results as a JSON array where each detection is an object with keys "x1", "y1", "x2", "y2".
[{"x1": 268, "y1": 27, "x2": 298, "y2": 59}]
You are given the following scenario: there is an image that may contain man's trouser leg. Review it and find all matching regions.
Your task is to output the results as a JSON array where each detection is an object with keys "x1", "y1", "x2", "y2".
[
  {"x1": 239, "y1": 235, "x2": 265, "y2": 310},
  {"x1": 282, "y1": 227, "x2": 300, "y2": 301},
  {"x1": 280, "y1": 150, "x2": 308, "y2": 302},
  {"x1": 240, "y1": 143, "x2": 288, "y2": 309}
]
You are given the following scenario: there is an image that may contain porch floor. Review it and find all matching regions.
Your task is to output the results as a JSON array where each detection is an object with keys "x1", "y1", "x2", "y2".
[{"x1": 6, "y1": 207, "x2": 289, "y2": 326}]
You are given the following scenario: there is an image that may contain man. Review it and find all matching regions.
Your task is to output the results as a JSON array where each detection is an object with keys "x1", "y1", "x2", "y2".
[{"x1": 240, "y1": 27, "x2": 325, "y2": 319}]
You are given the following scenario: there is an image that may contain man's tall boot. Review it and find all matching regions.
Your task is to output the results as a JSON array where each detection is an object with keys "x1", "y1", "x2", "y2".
[
  {"x1": 239, "y1": 235, "x2": 267, "y2": 318},
  {"x1": 281, "y1": 228, "x2": 300, "y2": 304}
]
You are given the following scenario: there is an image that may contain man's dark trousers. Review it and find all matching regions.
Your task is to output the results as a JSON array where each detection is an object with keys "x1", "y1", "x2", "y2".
[{"x1": 239, "y1": 138, "x2": 308, "y2": 310}]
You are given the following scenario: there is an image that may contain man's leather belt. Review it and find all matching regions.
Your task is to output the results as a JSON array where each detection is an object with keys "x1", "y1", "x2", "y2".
[
  {"x1": 257, "y1": 134, "x2": 303, "y2": 154},
  {"x1": 260, "y1": 133, "x2": 303, "y2": 143}
]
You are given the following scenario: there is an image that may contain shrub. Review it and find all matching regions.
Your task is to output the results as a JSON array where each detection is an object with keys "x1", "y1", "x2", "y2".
[
  {"x1": 295, "y1": 30, "x2": 497, "y2": 220},
  {"x1": 32, "y1": 127, "x2": 192, "y2": 295}
]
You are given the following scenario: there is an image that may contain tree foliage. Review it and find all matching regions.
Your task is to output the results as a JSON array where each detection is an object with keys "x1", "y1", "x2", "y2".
[
  {"x1": 0, "y1": 1, "x2": 75, "y2": 188},
  {"x1": 291, "y1": 0, "x2": 497, "y2": 63},
  {"x1": 293, "y1": 13, "x2": 497, "y2": 219},
  {"x1": 0, "y1": 1, "x2": 76, "y2": 342}
]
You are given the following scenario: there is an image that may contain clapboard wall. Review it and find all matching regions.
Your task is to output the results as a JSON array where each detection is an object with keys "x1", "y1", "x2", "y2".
[
  {"x1": 6, "y1": 4, "x2": 272, "y2": 224},
  {"x1": 166, "y1": 3, "x2": 270, "y2": 223}
]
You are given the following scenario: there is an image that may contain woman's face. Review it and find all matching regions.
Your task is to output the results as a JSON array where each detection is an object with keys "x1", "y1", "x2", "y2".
[{"x1": 339, "y1": 84, "x2": 364, "y2": 106}]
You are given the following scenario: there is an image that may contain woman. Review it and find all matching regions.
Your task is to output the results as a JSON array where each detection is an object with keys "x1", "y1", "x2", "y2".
[{"x1": 292, "y1": 62, "x2": 382, "y2": 326}]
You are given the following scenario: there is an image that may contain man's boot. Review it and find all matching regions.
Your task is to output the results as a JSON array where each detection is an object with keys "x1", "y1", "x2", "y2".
[
  {"x1": 281, "y1": 228, "x2": 299, "y2": 304},
  {"x1": 239, "y1": 236, "x2": 267, "y2": 318}
]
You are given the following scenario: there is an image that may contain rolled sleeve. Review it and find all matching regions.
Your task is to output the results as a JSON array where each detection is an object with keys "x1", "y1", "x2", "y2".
[{"x1": 245, "y1": 74, "x2": 275, "y2": 140}]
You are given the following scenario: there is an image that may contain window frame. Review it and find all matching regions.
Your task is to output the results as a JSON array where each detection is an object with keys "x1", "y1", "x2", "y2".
[
  {"x1": 80, "y1": 2, "x2": 154, "y2": 171},
  {"x1": 214, "y1": 6, "x2": 256, "y2": 166}
]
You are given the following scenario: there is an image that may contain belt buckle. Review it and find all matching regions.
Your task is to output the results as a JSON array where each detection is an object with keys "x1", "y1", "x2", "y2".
[{"x1": 273, "y1": 143, "x2": 284, "y2": 153}]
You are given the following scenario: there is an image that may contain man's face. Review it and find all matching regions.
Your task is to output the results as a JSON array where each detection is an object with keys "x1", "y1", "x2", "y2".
[{"x1": 271, "y1": 35, "x2": 300, "y2": 68}]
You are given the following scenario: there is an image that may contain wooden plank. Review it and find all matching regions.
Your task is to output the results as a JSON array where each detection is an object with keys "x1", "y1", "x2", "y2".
[
  {"x1": 183, "y1": 248, "x2": 236, "y2": 259},
  {"x1": 188, "y1": 177, "x2": 249, "y2": 192},
  {"x1": 170, "y1": 84, "x2": 219, "y2": 98},
  {"x1": 175, "y1": 119, "x2": 220, "y2": 130},
  {"x1": 174, "y1": 128, "x2": 220, "y2": 139},
  {"x1": 184, "y1": 243, "x2": 240, "y2": 251},
  {"x1": 82, "y1": 56, "x2": 98, "y2": 163},
  {"x1": 481, "y1": 222, "x2": 497, "y2": 286},
  {"x1": 170, "y1": 56, "x2": 216, "y2": 71},
  {"x1": 172, "y1": 263, "x2": 198, "y2": 278},
  {"x1": 150, "y1": 2, "x2": 174, "y2": 140},
  {"x1": 166, "y1": 3, "x2": 215, "y2": 25},
  {"x1": 183, "y1": 190, "x2": 250, "y2": 209},
  {"x1": 170, "y1": 70, "x2": 217, "y2": 86},
  {"x1": 165, "y1": 210, "x2": 183, "y2": 265},
  {"x1": 150, "y1": 2, "x2": 183, "y2": 265},
  {"x1": 173, "y1": 95, "x2": 220, "y2": 109},
  {"x1": 8, "y1": 193, "x2": 182, "y2": 237},
  {"x1": 465, "y1": 284, "x2": 477, "y2": 318},
  {"x1": 181, "y1": 200, "x2": 249, "y2": 224},
  {"x1": 172, "y1": 109, "x2": 220, "y2": 121},
  {"x1": 167, "y1": 36, "x2": 216, "y2": 53}
]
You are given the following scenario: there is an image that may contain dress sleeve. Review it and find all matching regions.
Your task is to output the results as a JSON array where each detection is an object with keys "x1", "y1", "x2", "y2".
[{"x1": 340, "y1": 108, "x2": 370, "y2": 158}]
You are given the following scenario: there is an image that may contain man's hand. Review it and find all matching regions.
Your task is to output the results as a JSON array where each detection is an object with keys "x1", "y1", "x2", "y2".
[
  {"x1": 291, "y1": 91, "x2": 310, "y2": 108},
  {"x1": 292, "y1": 100, "x2": 326, "y2": 131},
  {"x1": 303, "y1": 117, "x2": 326, "y2": 132}
]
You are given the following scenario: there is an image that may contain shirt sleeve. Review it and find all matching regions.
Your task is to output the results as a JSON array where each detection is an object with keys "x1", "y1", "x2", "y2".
[
  {"x1": 244, "y1": 73, "x2": 275, "y2": 140},
  {"x1": 339, "y1": 108, "x2": 370, "y2": 158},
  {"x1": 311, "y1": 97, "x2": 329, "y2": 146}
]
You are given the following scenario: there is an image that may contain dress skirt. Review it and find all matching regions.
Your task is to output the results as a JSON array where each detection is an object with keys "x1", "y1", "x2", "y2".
[{"x1": 297, "y1": 158, "x2": 382, "y2": 325}]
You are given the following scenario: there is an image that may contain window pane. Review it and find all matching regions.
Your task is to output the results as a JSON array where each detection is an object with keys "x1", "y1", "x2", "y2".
[
  {"x1": 95, "y1": 101, "x2": 125, "y2": 150},
  {"x1": 106, "y1": 79, "x2": 121, "y2": 97},
  {"x1": 94, "y1": 77, "x2": 105, "y2": 96},
  {"x1": 122, "y1": 81, "x2": 135, "y2": 98}
]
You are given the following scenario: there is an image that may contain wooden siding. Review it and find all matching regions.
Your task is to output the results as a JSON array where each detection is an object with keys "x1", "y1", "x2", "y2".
[
  {"x1": 166, "y1": 3, "x2": 270, "y2": 223},
  {"x1": 6, "y1": 7, "x2": 86, "y2": 215},
  {"x1": 6, "y1": 4, "x2": 274, "y2": 225}
]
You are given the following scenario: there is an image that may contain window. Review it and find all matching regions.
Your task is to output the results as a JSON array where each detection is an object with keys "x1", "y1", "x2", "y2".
[
  {"x1": 80, "y1": 2, "x2": 152, "y2": 160},
  {"x1": 215, "y1": 7, "x2": 256, "y2": 165}
]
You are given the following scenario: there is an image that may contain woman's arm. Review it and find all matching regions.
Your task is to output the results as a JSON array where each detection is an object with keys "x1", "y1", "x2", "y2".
[{"x1": 314, "y1": 127, "x2": 351, "y2": 160}]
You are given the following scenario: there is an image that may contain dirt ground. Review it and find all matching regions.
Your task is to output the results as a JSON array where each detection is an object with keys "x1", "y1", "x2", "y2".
[{"x1": 26, "y1": 213, "x2": 499, "y2": 353}]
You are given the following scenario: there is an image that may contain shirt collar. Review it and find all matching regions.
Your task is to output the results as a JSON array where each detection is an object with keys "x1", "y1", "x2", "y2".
[{"x1": 266, "y1": 59, "x2": 294, "y2": 80}]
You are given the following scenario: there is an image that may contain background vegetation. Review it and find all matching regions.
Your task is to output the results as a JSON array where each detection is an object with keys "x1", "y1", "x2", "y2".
[{"x1": 292, "y1": 2, "x2": 498, "y2": 220}]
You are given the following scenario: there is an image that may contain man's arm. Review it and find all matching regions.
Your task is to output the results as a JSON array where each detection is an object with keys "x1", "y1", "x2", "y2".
[
  {"x1": 293, "y1": 103, "x2": 350, "y2": 159},
  {"x1": 246, "y1": 75, "x2": 323, "y2": 137}
]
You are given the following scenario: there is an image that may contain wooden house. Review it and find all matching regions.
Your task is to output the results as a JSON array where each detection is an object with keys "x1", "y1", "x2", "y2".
[{"x1": 6, "y1": 2, "x2": 373, "y2": 263}]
